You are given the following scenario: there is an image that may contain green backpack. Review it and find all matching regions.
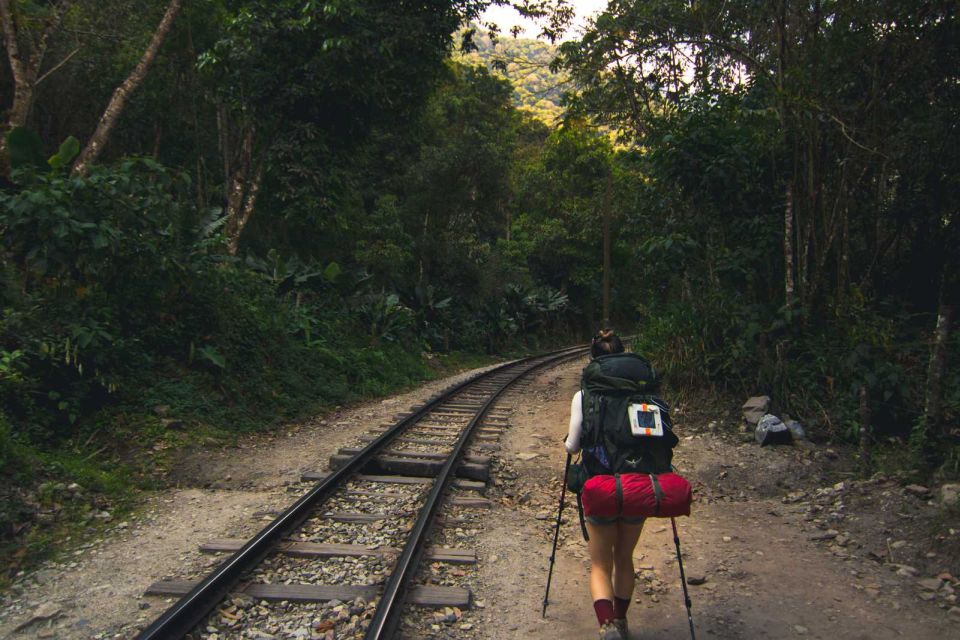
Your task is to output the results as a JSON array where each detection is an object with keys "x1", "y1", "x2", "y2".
[{"x1": 579, "y1": 352, "x2": 678, "y2": 476}]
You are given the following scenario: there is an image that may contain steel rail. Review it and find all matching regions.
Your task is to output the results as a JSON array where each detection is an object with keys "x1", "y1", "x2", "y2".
[
  {"x1": 136, "y1": 344, "x2": 586, "y2": 640},
  {"x1": 364, "y1": 347, "x2": 589, "y2": 639}
]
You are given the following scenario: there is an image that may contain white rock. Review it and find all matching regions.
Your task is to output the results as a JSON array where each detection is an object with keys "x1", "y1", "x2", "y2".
[
  {"x1": 742, "y1": 396, "x2": 771, "y2": 427},
  {"x1": 917, "y1": 577, "x2": 944, "y2": 591},
  {"x1": 941, "y1": 484, "x2": 960, "y2": 506}
]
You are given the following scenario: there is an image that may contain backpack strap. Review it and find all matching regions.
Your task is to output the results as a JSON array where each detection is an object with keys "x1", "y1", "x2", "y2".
[
  {"x1": 575, "y1": 491, "x2": 589, "y2": 541},
  {"x1": 578, "y1": 383, "x2": 587, "y2": 450},
  {"x1": 580, "y1": 384, "x2": 613, "y2": 475},
  {"x1": 649, "y1": 473, "x2": 663, "y2": 517}
]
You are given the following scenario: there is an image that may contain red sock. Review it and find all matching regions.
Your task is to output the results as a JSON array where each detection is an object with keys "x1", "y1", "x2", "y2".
[
  {"x1": 593, "y1": 599, "x2": 615, "y2": 625},
  {"x1": 613, "y1": 596, "x2": 630, "y2": 619}
]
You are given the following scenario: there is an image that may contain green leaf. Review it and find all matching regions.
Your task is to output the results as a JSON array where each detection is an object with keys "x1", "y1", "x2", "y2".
[
  {"x1": 323, "y1": 261, "x2": 341, "y2": 282},
  {"x1": 7, "y1": 126, "x2": 45, "y2": 171},
  {"x1": 198, "y1": 346, "x2": 226, "y2": 370},
  {"x1": 47, "y1": 136, "x2": 81, "y2": 170}
]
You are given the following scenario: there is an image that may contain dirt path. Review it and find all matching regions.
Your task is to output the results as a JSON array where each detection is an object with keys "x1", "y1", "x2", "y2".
[
  {"x1": 2, "y1": 358, "x2": 957, "y2": 639},
  {"x1": 473, "y1": 361, "x2": 958, "y2": 639}
]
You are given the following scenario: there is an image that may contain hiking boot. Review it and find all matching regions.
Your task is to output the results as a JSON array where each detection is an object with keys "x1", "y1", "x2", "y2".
[
  {"x1": 613, "y1": 617, "x2": 629, "y2": 638},
  {"x1": 598, "y1": 621, "x2": 622, "y2": 640}
]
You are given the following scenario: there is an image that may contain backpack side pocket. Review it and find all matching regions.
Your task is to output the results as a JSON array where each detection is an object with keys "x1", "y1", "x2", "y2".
[{"x1": 566, "y1": 462, "x2": 588, "y2": 493}]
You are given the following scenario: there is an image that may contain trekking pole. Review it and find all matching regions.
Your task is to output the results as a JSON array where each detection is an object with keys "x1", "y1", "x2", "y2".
[
  {"x1": 671, "y1": 516, "x2": 697, "y2": 640},
  {"x1": 542, "y1": 453, "x2": 570, "y2": 617}
]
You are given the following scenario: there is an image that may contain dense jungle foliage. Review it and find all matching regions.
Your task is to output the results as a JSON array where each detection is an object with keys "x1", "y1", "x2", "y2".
[
  {"x1": 459, "y1": 28, "x2": 567, "y2": 123},
  {"x1": 0, "y1": 0, "x2": 958, "y2": 578}
]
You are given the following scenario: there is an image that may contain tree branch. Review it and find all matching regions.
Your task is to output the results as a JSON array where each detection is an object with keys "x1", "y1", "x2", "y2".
[
  {"x1": 825, "y1": 113, "x2": 888, "y2": 158},
  {"x1": 73, "y1": 0, "x2": 183, "y2": 175},
  {"x1": 28, "y1": 0, "x2": 74, "y2": 78},
  {"x1": 36, "y1": 46, "x2": 80, "y2": 85}
]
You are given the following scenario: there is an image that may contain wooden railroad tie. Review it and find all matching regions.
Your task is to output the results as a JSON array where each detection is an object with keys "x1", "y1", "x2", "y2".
[
  {"x1": 314, "y1": 512, "x2": 392, "y2": 523},
  {"x1": 299, "y1": 472, "x2": 486, "y2": 491},
  {"x1": 251, "y1": 495, "x2": 491, "y2": 516},
  {"x1": 441, "y1": 404, "x2": 510, "y2": 412},
  {"x1": 335, "y1": 447, "x2": 490, "y2": 464},
  {"x1": 199, "y1": 539, "x2": 477, "y2": 563},
  {"x1": 394, "y1": 410, "x2": 511, "y2": 420},
  {"x1": 356, "y1": 434, "x2": 499, "y2": 450},
  {"x1": 342, "y1": 489, "x2": 408, "y2": 499},
  {"x1": 370, "y1": 428, "x2": 504, "y2": 442},
  {"x1": 433, "y1": 515, "x2": 479, "y2": 527},
  {"x1": 379, "y1": 421, "x2": 507, "y2": 431},
  {"x1": 145, "y1": 581, "x2": 471, "y2": 608},
  {"x1": 250, "y1": 511, "x2": 483, "y2": 528},
  {"x1": 336, "y1": 491, "x2": 491, "y2": 508},
  {"x1": 327, "y1": 453, "x2": 490, "y2": 482}
]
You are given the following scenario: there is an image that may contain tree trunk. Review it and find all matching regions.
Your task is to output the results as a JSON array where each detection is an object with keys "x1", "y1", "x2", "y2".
[
  {"x1": 784, "y1": 182, "x2": 795, "y2": 307},
  {"x1": 217, "y1": 104, "x2": 231, "y2": 184},
  {"x1": 0, "y1": 0, "x2": 73, "y2": 174},
  {"x1": 1, "y1": 0, "x2": 31, "y2": 174},
  {"x1": 923, "y1": 303, "x2": 953, "y2": 447},
  {"x1": 223, "y1": 126, "x2": 260, "y2": 255},
  {"x1": 225, "y1": 161, "x2": 264, "y2": 255},
  {"x1": 775, "y1": 1, "x2": 798, "y2": 312},
  {"x1": 601, "y1": 173, "x2": 612, "y2": 324},
  {"x1": 152, "y1": 120, "x2": 162, "y2": 158},
  {"x1": 418, "y1": 209, "x2": 431, "y2": 288},
  {"x1": 5, "y1": 78, "x2": 31, "y2": 130},
  {"x1": 858, "y1": 385, "x2": 871, "y2": 470},
  {"x1": 919, "y1": 212, "x2": 959, "y2": 465},
  {"x1": 837, "y1": 202, "x2": 849, "y2": 307},
  {"x1": 72, "y1": 0, "x2": 183, "y2": 176},
  {"x1": 584, "y1": 295, "x2": 595, "y2": 337}
]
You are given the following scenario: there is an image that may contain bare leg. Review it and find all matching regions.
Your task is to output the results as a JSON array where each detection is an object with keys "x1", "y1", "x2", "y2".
[
  {"x1": 586, "y1": 521, "x2": 618, "y2": 601},
  {"x1": 613, "y1": 521, "x2": 645, "y2": 598}
]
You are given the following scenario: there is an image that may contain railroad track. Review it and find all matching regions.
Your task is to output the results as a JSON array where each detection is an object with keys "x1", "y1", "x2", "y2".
[{"x1": 137, "y1": 345, "x2": 588, "y2": 639}]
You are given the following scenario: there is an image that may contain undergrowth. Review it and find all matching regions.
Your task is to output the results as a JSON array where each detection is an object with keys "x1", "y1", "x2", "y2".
[
  {"x1": 0, "y1": 344, "x2": 495, "y2": 588},
  {"x1": 629, "y1": 298, "x2": 959, "y2": 480},
  {"x1": 0, "y1": 161, "x2": 525, "y2": 585}
]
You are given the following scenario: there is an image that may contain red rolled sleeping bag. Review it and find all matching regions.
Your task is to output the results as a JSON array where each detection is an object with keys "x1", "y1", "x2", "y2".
[{"x1": 582, "y1": 472, "x2": 692, "y2": 520}]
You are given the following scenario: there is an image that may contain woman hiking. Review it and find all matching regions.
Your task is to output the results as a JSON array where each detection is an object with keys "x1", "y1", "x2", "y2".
[{"x1": 564, "y1": 329, "x2": 680, "y2": 639}]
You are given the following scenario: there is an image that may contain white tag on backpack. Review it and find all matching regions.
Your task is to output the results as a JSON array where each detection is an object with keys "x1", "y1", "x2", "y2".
[{"x1": 628, "y1": 403, "x2": 663, "y2": 437}]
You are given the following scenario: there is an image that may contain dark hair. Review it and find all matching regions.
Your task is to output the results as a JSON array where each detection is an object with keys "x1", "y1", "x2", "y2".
[{"x1": 591, "y1": 328, "x2": 625, "y2": 358}]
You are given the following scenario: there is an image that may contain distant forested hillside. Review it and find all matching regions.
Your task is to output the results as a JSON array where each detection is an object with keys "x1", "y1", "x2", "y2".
[{"x1": 458, "y1": 29, "x2": 568, "y2": 124}]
